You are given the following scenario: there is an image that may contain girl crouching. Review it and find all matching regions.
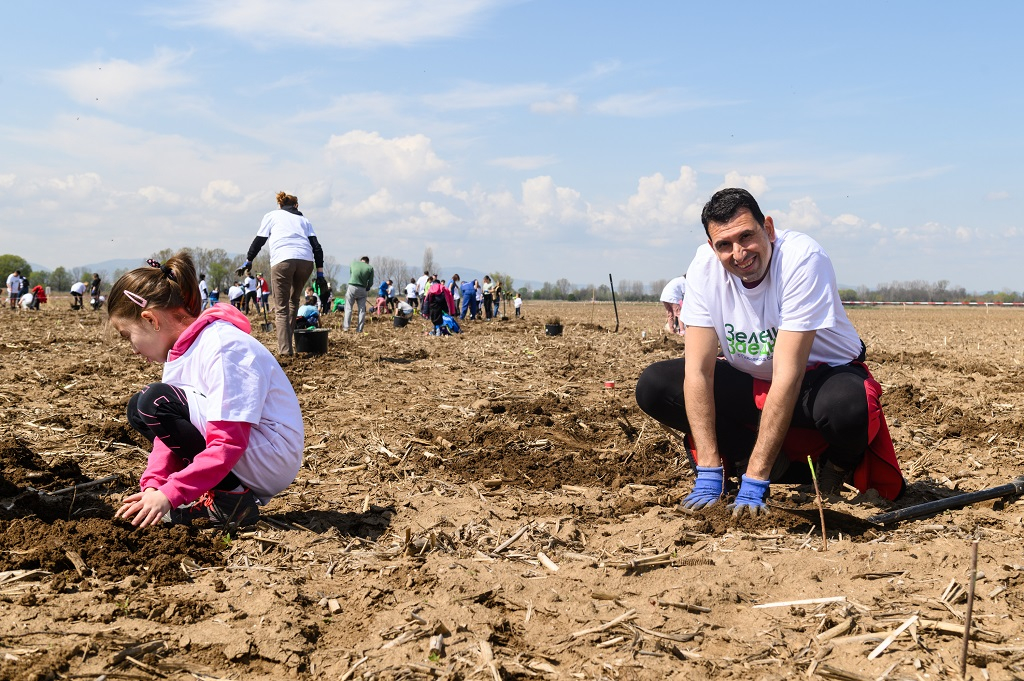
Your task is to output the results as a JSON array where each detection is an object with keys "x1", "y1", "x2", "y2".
[{"x1": 108, "y1": 254, "x2": 303, "y2": 529}]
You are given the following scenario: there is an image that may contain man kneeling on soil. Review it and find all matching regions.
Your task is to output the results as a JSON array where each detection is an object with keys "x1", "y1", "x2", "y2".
[{"x1": 636, "y1": 188, "x2": 905, "y2": 517}]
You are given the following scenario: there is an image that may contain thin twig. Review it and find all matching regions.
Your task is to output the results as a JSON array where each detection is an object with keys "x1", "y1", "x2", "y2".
[
  {"x1": 961, "y1": 539, "x2": 980, "y2": 678},
  {"x1": 570, "y1": 609, "x2": 638, "y2": 639},
  {"x1": 808, "y1": 456, "x2": 828, "y2": 552}
]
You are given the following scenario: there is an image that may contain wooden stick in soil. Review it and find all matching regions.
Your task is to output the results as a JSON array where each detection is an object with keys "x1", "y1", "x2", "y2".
[
  {"x1": 492, "y1": 523, "x2": 531, "y2": 554},
  {"x1": 570, "y1": 609, "x2": 638, "y2": 639},
  {"x1": 960, "y1": 539, "x2": 980, "y2": 679},
  {"x1": 808, "y1": 456, "x2": 828, "y2": 552}
]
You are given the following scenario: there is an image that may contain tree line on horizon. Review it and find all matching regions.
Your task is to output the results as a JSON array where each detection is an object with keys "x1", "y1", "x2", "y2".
[{"x1": 3, "y1": 251, "x2": 1021, "y2": 304}]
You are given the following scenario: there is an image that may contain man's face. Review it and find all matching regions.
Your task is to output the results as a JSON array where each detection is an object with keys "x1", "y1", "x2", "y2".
[{"x1": 706, "y1": 209, "x2": 776, "y2": 286}]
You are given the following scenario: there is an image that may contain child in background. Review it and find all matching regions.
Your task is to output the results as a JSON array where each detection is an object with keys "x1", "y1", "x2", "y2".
[
  {"x1": 296, "y1": 295, "x2": 320, "y2": 329},
  {"x1": 108, "y1": 254, "x2": 304, "y2": 529},
  {"x1": 514, "y1": 292, "x2": 523, "y2": 317}
]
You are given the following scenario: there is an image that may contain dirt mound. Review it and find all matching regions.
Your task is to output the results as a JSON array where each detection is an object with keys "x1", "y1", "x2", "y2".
[
  {"x1": 0, "y1": 435, "x2": 88, "y2": 501},
  {"x1": 0, "y1": 435, "x2": 224, "y2": 585},
  {"x1": 0, "y1": 518, "x2": 223, "y2": 585}
]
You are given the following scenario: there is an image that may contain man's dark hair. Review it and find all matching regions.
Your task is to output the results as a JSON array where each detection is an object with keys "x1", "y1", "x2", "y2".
[
  {"x1": 700, "y1": 188, "x2": 766, "y2": 237},
  {"x1": 360, "y1": 256, "x2": 370, "y2": 263}
]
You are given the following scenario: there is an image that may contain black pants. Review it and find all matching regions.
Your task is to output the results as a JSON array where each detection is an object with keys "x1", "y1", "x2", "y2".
[
  {"x1": 635, "y1": 358, "x2": 871, "y2": 480},
  {"x1": 127, "y1": 383, "x2": 240, "y2": 491}
]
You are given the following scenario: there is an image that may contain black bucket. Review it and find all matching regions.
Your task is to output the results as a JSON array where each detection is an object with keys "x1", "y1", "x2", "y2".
[
  {"x1": 393, "y1": 315, "x2": 409, "y2": 328},
  {"x1": 545, "y1": 324, "x2": 563, "y2": 336},
  {"x1": 294, "y1": 328, "x2": 329, "y2": 355}
]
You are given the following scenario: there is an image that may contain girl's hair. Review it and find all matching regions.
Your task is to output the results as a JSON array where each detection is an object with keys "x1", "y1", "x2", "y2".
[
  {"x1": 107, "y1": 252, "x2": 201, "y2": 320},
  {"x1": 276, "y1": 191, "x2": 298, "y2": 207}
]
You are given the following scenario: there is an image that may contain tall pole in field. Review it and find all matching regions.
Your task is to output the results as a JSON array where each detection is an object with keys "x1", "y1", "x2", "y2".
[{"x1": 609, "y1": 274, "x2": 619, "y2": 333}]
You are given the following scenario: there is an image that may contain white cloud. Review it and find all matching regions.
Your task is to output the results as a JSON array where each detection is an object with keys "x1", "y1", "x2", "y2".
[
  {"x1": 986, "y1": 191, "x2": 1010, "y2": 201},
  {"x1": 423, "y1": 82, "x2": 556, "y2": 111},
  {"x1": 46, "y1": 48, "x2": 191, "y2": 109},
  {"x1": 138, "y1": 186, "x2": 181, "y2": 204},
  {"x1": 200, "y1": 180, "x2": 261, "y2": 212},
  {"x1": 167, "y1": 0, "x2": 509, "y2": 48},
  {"x1": 720, "y1": 171, "x2": 769, "y2": 198},
  {"x1": 954, "y1": 226, "x2": 974, "y2": 241},
  {"x1": 622, "y1": 166, "x2": 700, "y2": 225},
  {"x1": 0, "y1": 174, "x2": 15, "y2": 188},
  {"x1": 585, "y1": 59, "x2": 623, "y2": 79},
  {"x1": 521, "y1": 176, "x2": 588, "y2": 230},
  {"x1": 777, "y1": 197, "x2": 824, "y2": 231},
  {"x1": 288, "y1": 92, "x2": 404, "y2": 125},
  {"x1": 592, "y1": 89, "x2": 730, "y2": 117},
  {"x1": 531, "y1": 93, "x2": 579, "y2": 115},
  {"x1": 584, "y1": 166, "x2": 704, "y2": 244},
  {"x1": 326, "y1": 130, "x2": 446, "y2": 184},
  {"x1": 48, "y1": 173, "x2": 103, "y2": 199},
  {"x1": 488, "y1": 155, "x2": 558, "y2": 171}
]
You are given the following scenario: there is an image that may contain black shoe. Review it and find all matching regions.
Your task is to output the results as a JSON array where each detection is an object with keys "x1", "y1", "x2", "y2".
[
  {"x1": 816, "y1": 461, "x2": 852, "y2": 495},
  {"x1": 166, "y1": 488, "x2": 260, "y2": 529}
]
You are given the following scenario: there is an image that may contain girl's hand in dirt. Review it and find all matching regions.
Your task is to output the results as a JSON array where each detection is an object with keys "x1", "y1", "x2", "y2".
[{"x1": 116, "y1": 488, "x2": 171, "y2": 528}]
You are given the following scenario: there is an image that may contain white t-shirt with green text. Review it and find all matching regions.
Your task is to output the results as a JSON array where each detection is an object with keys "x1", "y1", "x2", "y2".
[{"x1": 682, "y1": 229, "x2": 862, "y2": 381}]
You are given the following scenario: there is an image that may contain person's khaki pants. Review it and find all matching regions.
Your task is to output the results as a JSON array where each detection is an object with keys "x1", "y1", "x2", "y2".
[{"x1": 271, "y1": 259, "x2": 314, "y2": 355}]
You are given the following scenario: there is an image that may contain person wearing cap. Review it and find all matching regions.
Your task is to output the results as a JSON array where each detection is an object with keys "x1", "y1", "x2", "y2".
[{"x1": 635, "y1": 188, "x2": 905, "y2": 520}]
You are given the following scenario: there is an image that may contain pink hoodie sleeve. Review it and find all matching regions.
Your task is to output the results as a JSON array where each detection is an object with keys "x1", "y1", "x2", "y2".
[
  {"x1": 140, "y1": 438, "x2": 184, "y2": 492},
  {"x1": 155, "y1": 421, "x2": 252, "y2": 508}
]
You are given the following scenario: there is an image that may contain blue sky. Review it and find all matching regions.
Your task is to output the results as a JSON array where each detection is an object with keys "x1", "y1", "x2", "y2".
[{"x1": 2, "y1": 1, "x2": 1023, "y2": 291}]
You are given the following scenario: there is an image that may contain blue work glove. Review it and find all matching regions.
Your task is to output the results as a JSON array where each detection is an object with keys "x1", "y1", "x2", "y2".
[
  {"x1": 729, "y1": 475, "x2": 771, "y2": 517},
  {"x1": 235, "y1": 260, "x2": 252, "y2": 276},
  {"x1": 680, "y1": 466, "x2": 724, "y2": 510}
]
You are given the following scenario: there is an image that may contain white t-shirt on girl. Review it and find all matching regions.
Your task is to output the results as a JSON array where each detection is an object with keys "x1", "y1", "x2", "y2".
[
  {"x1": 257, "y1": 209, "x2": 316, "y2": 267},
  {"x1": 406, "y1": 283, "x2": 417, "y2": 299},
  {"x1": 682, "y1": 229, "x2": 862, "y2": 381},
  {"x1": 162, "y1": 320, "x2": 304, "y2": 502}
]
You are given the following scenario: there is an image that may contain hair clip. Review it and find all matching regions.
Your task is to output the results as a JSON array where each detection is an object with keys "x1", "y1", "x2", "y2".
[
  {"x1": 146, "y1": 258, "x2": 177, "y2": 281},
  {"x1": 123, "y1": 290, "x2": 148, "y2": 308}
]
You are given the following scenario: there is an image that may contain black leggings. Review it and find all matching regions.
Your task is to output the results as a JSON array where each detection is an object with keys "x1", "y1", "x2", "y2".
[
  {"x1": 635, "y1": 359, "x2": 870, "y2": 478},
  {"x1": 127, "y1": 383, "x2": 241, "y2": 491}
]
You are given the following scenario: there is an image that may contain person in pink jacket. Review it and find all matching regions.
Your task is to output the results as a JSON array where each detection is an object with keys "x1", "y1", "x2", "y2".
[{"x1": 107, "y1": 253, "x2": 304, "y2": 529}]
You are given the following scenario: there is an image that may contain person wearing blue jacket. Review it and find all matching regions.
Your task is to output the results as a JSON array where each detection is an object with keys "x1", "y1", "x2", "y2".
[{"x1": 460, "y1": 279, "x2": 479, "y2": 320}]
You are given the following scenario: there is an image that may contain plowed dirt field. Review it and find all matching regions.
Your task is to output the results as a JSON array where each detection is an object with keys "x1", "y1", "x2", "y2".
[{"x1": 2, "y1": 300, "x2": 1024, "y2": 680}]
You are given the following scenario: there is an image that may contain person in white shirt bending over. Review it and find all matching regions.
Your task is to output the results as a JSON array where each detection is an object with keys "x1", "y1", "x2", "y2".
[{"x1": 659, "y1": 275, "x2": 687, "y2": 335}]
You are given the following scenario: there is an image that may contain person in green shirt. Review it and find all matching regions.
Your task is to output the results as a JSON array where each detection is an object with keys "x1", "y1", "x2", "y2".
[{"x1": 344, "y1": 256, "x2": 374, "y2": 332}]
